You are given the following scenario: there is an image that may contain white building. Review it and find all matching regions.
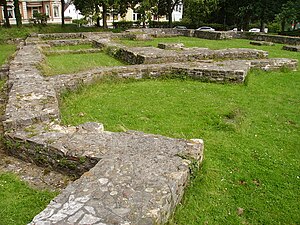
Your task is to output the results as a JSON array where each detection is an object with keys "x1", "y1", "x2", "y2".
[
  {"x1": 64, "y1": 3, "x2": 83, "y2": 21},
  {"x1": 65, "y1": 2, "x2": 183, "y2": 27}
]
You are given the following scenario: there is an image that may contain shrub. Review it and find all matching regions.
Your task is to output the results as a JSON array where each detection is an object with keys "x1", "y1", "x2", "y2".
[
  {"x1": 113, "y1": 21, "x2": 134, "y2": 29},
  {"x1": 30, "y1": 12, "x2": 48, "y2": 25}
]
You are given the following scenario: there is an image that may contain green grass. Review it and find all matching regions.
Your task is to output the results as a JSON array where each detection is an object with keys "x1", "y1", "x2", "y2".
[
  {"x1": 50, "y1": 44, "x2": 94, "y2": 51},
  {"x1": 41, "y1": 52, "x2": 125, "y2": 76},
  {"x1": 0, "y1": 173, "x2": 57, "y2": 225},
  {"x1": 60, "y1": 38, "x2": 300, "y2": 224},
  {"x1": 0, "y1": 44, "x2": 16, "y2": 66}
]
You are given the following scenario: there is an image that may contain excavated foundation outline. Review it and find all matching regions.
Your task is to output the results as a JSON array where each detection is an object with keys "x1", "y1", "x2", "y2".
[{"x1": 2, "y1": 30, "x2": 298, "y2": 225}]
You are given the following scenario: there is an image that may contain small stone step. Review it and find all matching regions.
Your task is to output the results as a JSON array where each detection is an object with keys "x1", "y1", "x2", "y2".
[
  {"x1": 250, "y1": 41, "x2": 275, "y2": 46},
  {"x1": 282, "y1": 45, "x2": 300, "y2": 52}
]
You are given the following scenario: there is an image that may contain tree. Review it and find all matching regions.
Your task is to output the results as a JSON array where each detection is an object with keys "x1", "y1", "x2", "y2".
[
  {"x1": 74, "y1": 0, "x2": 135, "y2": 28},
  {"x1": 254, "y1": 0, "x2": 288, "y2": 32},
  {"x1": 0, "y1": 0, "x2": 10, "y2": 27},
  {"x1": 276, "y1": 0, "x2": 300, "y2": 31},
  {"x1": 183, "y1": 0, "x2": 218, "y2": 28},
  {"x1": 61, "y1": 0, "x2": 65, "y2": 26},
  {"x1": 13, "y1": 0, "x2": 22, "y2": 26},
  {"x1": 163, "y1": 0, "x2": 181, "y2": 27},
  {"x1": 136, "y1": 0, "x2": 155, "y2": 27}
]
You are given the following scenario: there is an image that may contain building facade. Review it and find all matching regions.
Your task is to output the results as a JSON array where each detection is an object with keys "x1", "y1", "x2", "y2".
[{"x1": 0, "y1": 0, "x2": 62, "y2": 25}]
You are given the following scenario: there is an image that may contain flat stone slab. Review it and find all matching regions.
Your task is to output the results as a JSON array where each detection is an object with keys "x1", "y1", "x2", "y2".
[
  {"x1": 28, "y1": 129, "x2": 203, "y2": 225},
  {"x1": 158, "y1": 42, "x2": 185, "y2": 50},
  {"x1": 282, "y1": 45, "x2": 300, "y2": 52},
  {"x1": 250, "y1": 41, "x2": 275, "y2": 46}
]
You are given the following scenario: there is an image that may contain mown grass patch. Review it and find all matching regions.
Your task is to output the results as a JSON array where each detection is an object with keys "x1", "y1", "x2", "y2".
[
  {"x1": 0, "y1": 173, "x2": 57, "y2": 225},
  {"x1": 60, "y1": 38, "x2": 300, "y2": 224},
  {"x1": 40, "y1": 52, "x2": 125, "y2": 76},
  {"x1": 0, "y1": 44, "x2": 16, "y2": 66}
]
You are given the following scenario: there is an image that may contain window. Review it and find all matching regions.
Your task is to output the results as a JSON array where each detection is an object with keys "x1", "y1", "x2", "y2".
[
  {"x1": 45, "y1": 5, "x2": 50, "y2": 16},
  {"x1": 133, "y1": 13, "x2": 136, "y2": 21},
  {"x1": 53, "y1": 6, "x2": 59, "y2": 17},
  {"x1": 7, "y1": 8, "x2": 14, "y2": 18}
]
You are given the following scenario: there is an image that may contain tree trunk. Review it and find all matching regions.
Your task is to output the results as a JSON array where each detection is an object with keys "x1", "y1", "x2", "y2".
[
  {"x1": 280, "y1": 18, "x2": 285, "y2": 32},
  {"x1": 102, "y1": 3, "x2": 107, "y2": 29},
  {"x1": 3, "y1": 0, "x2": 10, "y2": 28},
  {"x1": 96, "y1": 16, "x2": 100, "y2": 27},
  {"x1": 168, "y1": 0, "x2": 172, "y2": 28},
  {"x1": 61, "y1": 0, "x2": 65, "y2": 26},
  {"x1": 13, "y1": 0, "x2": 22, "y2": 26},
  {"x1": 260, "y1": 20, "x2": 265, "y2": 32}
]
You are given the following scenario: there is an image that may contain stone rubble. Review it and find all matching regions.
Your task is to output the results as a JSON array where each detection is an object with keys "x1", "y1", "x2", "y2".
[{"x1": 1, "y1": 30, "x2": 298, "y2": 225}]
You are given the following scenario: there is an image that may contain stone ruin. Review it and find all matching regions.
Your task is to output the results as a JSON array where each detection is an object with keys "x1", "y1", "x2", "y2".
[{"x1": 1, "y1": 29, "x2": 298, "y2": 225}]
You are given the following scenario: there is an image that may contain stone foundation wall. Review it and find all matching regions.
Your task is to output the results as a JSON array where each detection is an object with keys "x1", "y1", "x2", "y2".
[
  {"x1": 282, "y1": 45, "x2": 300, "y2": 52},
  {"x1": 38, "y1": 33, "x2": 84, "y2": 40},
  {"x1": 112, "y1": 46, "x2": 268, "y2": 65},
  {"x1": 43, "y1": 49, "x2": 102, "y2": 56},
  {"x1": 244, "y1": 33, "x2": 300, "y2": 45},
  {"x1": 194, "y1": 30, "x2": 237, "y2": 40}
]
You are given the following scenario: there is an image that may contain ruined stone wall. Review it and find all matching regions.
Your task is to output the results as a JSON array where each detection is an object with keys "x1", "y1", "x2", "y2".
[
  {"x1": 193, "y1": 30, "x2": 237, "y2": 40},
  {"x1": 38, "y1": 33, "x2": 84, "y2": 40},
  {"x1": 244, "y1": 33, "x2": 300, "y2": 45}
]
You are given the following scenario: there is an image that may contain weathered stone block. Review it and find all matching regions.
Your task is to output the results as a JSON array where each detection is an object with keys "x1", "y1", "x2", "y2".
[
  {"x1": 250, "y1": 41, "x2": 275, "y2": 46},
  {"x1": 282, "y1": 45, "x2": 300, "y2": 52},
  {"x1": 158, "y1": 42, "x2": 184, "y2": 50}
]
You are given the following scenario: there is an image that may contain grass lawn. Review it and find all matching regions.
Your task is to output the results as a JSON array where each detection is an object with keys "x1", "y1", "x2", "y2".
[
  {"x1": 0, "y1": 173, "x2": 57, "y2": 225},
  {"x1": 0, "y1": 44, "x2": 16, "y2": 65},
  {"x1": 60, "y1": 38, "x2": 300, "y2": 224},
  {"x1": 40, "y1": 52, "x2": 125, "y2": 76}
]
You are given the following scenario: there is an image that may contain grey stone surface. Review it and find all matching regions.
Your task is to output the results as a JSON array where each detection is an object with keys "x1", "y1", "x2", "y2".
[
  {"x1": 28, "y1": 131, "x2": 204, "y2": 225},
  {"x1": 250, "y1": 41, "x2": 275, "y2": 46},
  {"x1": 3, "y1": 44, "x2": 60, "y2": 131},
  {"x1": 157, "y1": 42, "x2": 185, "y2": 50},
  {"x1": 282, "y1": 45, "x2": 300, "y2": 52}
]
